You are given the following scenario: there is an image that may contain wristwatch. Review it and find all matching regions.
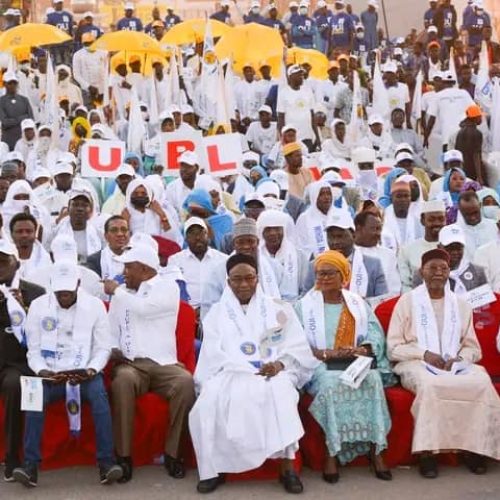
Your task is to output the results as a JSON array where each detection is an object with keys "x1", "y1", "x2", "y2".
[{"x1": 87, "y1": 368, "x2": 97, "y2": 378}]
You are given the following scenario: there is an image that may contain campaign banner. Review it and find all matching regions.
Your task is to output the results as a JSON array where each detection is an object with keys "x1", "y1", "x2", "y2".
[{"x1": 81, "y1": 139, "x2": 126, "y2": 178}]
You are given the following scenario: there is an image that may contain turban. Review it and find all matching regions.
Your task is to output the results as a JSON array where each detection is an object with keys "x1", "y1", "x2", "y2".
[
  {"x1": 314, "y1": 250, "x2": 351, "y2": 284},
  {"x1": 226, "y1": 253, "x2": 258, "y2": 274},
  {"x1": 421, "y1": 248, "x2": 450, "y2": 268},
  {"x1": 282, "y1": 142, "x2": 302, "y2": 156}
]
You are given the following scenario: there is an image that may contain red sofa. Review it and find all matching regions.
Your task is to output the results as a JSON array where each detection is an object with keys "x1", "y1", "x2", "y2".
[{"x1": 299, "y1": 294, "x2": 500, "y2": 471}]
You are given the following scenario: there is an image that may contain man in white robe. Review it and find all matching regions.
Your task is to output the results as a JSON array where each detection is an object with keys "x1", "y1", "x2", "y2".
[
  {"x1": 189, "y1": 253, "x2": 317, "y2": 493},
  {"x1": 387, "y1": 248, "x2": 500, "y2": 478}
]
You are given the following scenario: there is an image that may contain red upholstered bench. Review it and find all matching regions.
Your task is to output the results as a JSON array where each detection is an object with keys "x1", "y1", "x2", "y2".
[{"x1": 299, "y1": 294, "x2": 500, "y2": 471}]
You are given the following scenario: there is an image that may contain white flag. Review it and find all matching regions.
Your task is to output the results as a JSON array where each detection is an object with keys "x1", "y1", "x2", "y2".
[
  {"x1": 372, "y1": 54, "x2": 390, "y2": 119},
  {"x1": 347, "y1": 70, "x2": 364, "y2": 145},
  {"x1": 127, "y1": 88, "x2": 146, "y2": 153},
  {"x1": 411, "y1": 70, "x2": 423, "y2": 132}
]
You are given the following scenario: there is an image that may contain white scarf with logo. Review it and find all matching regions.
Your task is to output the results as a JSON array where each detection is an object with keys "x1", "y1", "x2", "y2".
[
  {"x1": 100, "y1": 246, "x2": 125, "y2": 280},
  {"x1": 411, "y1": 283, "x2": 461, "y2": 358},
  {"x1": 300, "y1": 288, "x2": 368, "y2": 350},
  {"x1": 56, "y1": 217, "x2": 102, "y2": 256},
  {"x1": 349, "y1": 247, "x2": 369, "y2": 297},
  {"x1": 0, "y1": 272, "x2": 26, "y2": 345}
]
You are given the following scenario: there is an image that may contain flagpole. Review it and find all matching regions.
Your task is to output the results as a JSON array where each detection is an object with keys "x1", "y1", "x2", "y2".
[{"x1": 381, "y1": 0, "x2": 390, "y2": 41}]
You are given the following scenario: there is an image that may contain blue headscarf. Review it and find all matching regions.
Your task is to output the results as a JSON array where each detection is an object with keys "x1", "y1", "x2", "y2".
[
  {"x1": 443, "y1": 167, "x2": 466, "y2": 204},
  {"x1": 378, "y1": 167, "x2": 406, "y2": 208},
  {"x1": 182, "y1": 188, "x2": 233, "y2": 251},
  {"x1": 249, "y1": 166, "x2": 268, "y2": 188}
]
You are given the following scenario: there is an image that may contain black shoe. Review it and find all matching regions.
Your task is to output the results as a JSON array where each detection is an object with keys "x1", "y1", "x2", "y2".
[
  {"x1": 419, "y1": 455, "x2": 438, "y2": 479},
  {"x1": 116, "y1": 456, "x2": 133, "y2": 483},
  {"x1": 367, "y1": 454, "x2": 392, "y2": 481},
  {"x1": 322, "y1": 472, "x2": 339, "y2": 484},
  {"x1": 4, "y1": 460, "x2": 20, "y2": 482},
  {"x1": 164, "y1": 453, "x2": 185, "y2": 479},
  {"x1": 279, "y1": 470, "x2": 304, "y2": 494},
  {"x1": 12, "y1": 464, "x2": 38, "y2": 488},
  {"x1": 99, "y1": 464, "x2": 123, "y2": 485},
  {"x1": 197, "y1": 475, "x2": 224, "y2": 494},
  {"x1": 464, "y1": 453, "x2": 488, "y2": 475}
]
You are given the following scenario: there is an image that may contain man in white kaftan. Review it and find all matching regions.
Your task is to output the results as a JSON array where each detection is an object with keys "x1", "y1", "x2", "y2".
[{"x1": 189, "y1": 254, "x2": 317, "y2": 494}]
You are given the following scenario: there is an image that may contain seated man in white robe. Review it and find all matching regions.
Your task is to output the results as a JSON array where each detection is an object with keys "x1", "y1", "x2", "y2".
[
  {"x1": 387, "y1": 248, "x2": 500, "y2": 479},
  {"x1": 13, "y1": 261, "x2": 122, "y2": 487},
  {"x1": 189, "y1": 254, "x2": 317, "y2": 494}
]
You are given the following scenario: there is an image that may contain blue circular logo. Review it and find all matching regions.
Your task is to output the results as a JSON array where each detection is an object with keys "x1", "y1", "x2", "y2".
[
  {"x1": 10, "y1": 310, "x2": 24, "y2": 327},
  {"x1": 41, "y1": 317, "x2": 57, "y2": 332},
  {"x1": 240, "y1": 342, "x2": 257, "y2": 356}
]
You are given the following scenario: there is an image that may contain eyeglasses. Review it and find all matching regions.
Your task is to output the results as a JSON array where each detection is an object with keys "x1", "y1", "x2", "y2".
[
  {"x1": 107, "y1": 227, "x2": 129, "y2": 234},
  {"x1": 316, "y1": 270, "x2": 341, "y2": 280}
]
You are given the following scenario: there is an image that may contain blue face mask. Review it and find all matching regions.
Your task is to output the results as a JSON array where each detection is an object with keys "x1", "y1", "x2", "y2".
[{"x1": 482, "y1": 205, "x2": 500, "y2": 220}]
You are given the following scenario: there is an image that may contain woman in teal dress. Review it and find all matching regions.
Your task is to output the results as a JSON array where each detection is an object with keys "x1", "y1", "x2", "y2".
[{"x1": 296, "y1": 250, "x2": 395, "y2": 484}]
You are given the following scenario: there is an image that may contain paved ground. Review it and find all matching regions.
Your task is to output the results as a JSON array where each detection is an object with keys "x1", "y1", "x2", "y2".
[{"x1": 1, "y1": 463, "x2": 500, "y2": 500}]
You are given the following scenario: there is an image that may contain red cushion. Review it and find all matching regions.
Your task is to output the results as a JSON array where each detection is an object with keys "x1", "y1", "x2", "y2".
[{"x1": 472, "y1": 295, "x2": 500, "y2": 377}]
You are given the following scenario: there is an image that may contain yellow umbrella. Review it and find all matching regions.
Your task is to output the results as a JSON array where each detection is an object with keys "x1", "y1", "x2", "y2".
[
  {"x1": 161, "y1": 19, "x2": 232, "y2": 46},
  {"x1": 215, "y1": 23, "x2": 284, "y2": 75},
  {"x1": 285, "y1": 47, "x2": 329, "y2": 79},
  {"x1": 0, "y1": 23, "x2": 71, "y2": 51},
  {"x1": 110, "y1": 51, "x2": 168, "y2": 76},
  {"x1": 90, "y1": 31, "x2": 164, "y2": 55}
]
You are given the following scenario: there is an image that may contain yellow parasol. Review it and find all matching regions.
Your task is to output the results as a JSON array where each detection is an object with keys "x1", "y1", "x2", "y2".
[
  {"x1": 161, "y1": 19, "x2": 232, "y2": 46},
  {"x1": 90, "y1": 31, "x2": 164, "y2": 55},
  {"x1": 215, "y1": 23, "x2": 284, "y2": 75},
  {"x1": 0, "y1": 23, "x2": 71, "y2": 51},
  {"x1": 110, "y1": 51, "x2": 168, "y2": 76},
  {"x1": 271, "y1": 47, "x2": 329, "y2": 79}
]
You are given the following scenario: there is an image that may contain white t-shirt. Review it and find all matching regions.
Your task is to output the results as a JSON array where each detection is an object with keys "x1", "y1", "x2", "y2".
[
  {"x1": 245, "y1": 121, "x2": 277, "y2": 155},
  {"x1": 277, "y1": 85, "x2": 315, "y2": 140},
  {"x1": 386, "y1": 83, "x2": 410, "y2": 112},
  {"x1": 428, "y1": 87, "x2": 474, "y2": 145}
]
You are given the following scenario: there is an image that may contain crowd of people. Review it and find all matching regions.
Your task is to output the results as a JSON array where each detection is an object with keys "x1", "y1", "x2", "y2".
[{"x1": 1, "y1": 0, "x2": 500, "y2": 495}]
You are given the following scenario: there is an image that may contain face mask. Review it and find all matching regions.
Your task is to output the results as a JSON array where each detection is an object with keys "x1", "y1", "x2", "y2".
[
  {"x1": 251, "y1": 7, "x2": 260, "y2": 14},
  {"x1": 356, "y1": 32, "x2": 364, "y2": 39},
  {"x1": 331, "y1": 186, "x2": 343, "y2": 201},
  {"x1": 19, "y1": 62, "x2": 30, "y2": 70},
  {"x1": 358, "y1": 170, "x2": 378, "y2": 187},
  {"x1": 482, "y1": 206, "x2": 500, "y2": 220},
  {"x1": 299, "y1": 7, "x2": 308, "y2": 15},
  {"x1": 131, "y1": 196, "x2": 150, "y2": 208},
  {"x1": 38, "y1": 136, "x2": 51, "y2": 151}
]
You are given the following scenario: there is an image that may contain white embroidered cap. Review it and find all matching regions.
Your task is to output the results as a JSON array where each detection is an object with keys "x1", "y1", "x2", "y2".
[
  {"x1": 51, "y1": 260, "x2": 80, "y2": 292},
  {"x1": 439, "y1": 224, "x2": 465, "y2": 247},
  {"x1": 184, "y1": 216, "x2": 208, "y2": 234},
  {"x1": 51, "y1": 236, "x2": 78, "y2": 263},
  {"x1": 326, "y1": 210, "x2": 354, "y2": 230}
]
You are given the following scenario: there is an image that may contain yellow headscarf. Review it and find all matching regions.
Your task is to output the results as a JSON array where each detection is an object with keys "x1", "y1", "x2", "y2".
[
  {"x1": 314, "y1": 250, "x2": 351, "y2": 284},
  {"x1": 71, "y1": 117, "x2": 91, "y2": 140}
]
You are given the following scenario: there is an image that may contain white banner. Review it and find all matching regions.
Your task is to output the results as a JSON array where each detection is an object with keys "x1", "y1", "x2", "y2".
[{"x1": 81, "y1": 139, "x2": 126, "y2": 178}]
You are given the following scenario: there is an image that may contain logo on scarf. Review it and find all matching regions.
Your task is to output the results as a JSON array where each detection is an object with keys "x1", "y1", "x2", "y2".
[
  {"x1": 240, "y1": 342, "x2": 256, "y2": 356},
  {"x1": 67, "y1": 398, "x2": 80, "y2": 415},
  {"x1": 41, "y1": 317, "x2": 57, "y2": 332},
  {"x1": 10, "y1": 310, "x2": 24, "y2": 327}
]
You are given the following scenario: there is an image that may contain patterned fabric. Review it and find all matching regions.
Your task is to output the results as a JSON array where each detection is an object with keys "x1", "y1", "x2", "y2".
[{"x1": 302, "y1": 302, "x2": 395, "y2": 463}]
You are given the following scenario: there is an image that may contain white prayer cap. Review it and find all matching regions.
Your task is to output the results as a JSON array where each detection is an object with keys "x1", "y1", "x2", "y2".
[
  {"x1": 281, "y1": 124, "x2": 297, "y2": 134},
  {"x1": 52, "y1": 0, "x2": 64, "y2": 3},
  {"x1": 21, "y1": 119, "x2": 36, "y2": 131},
  {"x1": 181, "y1": 104, "x2": 194, "y2": 115},
  {"x1": 394, "y1": 48, "x2": 403, "y2": 56},
  {"x1": 3, "y1": 71, "x2": 18, "y2": 83},
  {"x1": 322, "y1": 170, "x2": 346, "y2": 186},
  {"x1": 242, "y1": 151, "x2": 260, "y2": 164},
  {"x1": 32, "y1": 167, "x2": 51, "y2": 181},
  {"x1": 394, "y1": 142, "x2": 415, "y2": 155},
  {"x1": 243, "y1": 192, "x2": 266, "y2": 206},
  {"x1": 326, "y1": 210, "x2": 354, "y2": 230},
  {"x1": 69, "y1": 189, "x2": 93, "y2": 204},
  {"x1": 159, "y1": 110, "x2": 174, "y2": 123},
  {"x1": 168, "y1": 104, "x2": 181, "y2": 114},
  {"x1": 330, "y1": 118, "x2": 346, "y2": 129},
  {"x1": 58, "y1": 152, "x2": 77, "y2": 164},
  {"x1": 352, "y1": 146, "x2": 376, "y2": 164},
  {"x1": 257, "y1": 209, "x2": 288, "y2": 237},
  {"x1": 421, "y1": 199, "x2": 445, "y2": 214},
  {"x1": 130, "y1": 232, "x2": 159, "y2": 253},
  {"x1": 269, "y1": 169, "x2": 289, "y2": 191},
  {"x1": 178, "y1": 150, "x2": 199, "y2": 166},
  {"x1": 299, "y1": 0, "x2": 309, "y2": 7},
  {"x1": 395, "y1": 151, "x2": 414, "y2": 163},
  {"x1": 124, "y1": 2, "x2": 135, "y2": 10},
  {"x1": 368, "y1": 0, "x2": 379, "y2": 7},
  {"x1": 439, "y1": 224, "x2": 465, "y2": 247},
  {"x1": 382, "y1": 61, "x2": 398, "y2": 73},
  {"x1": 52, "y1": 162, "x2": 73, "y2": 176},
  {"x1": 5, "y1": 151, "x2": 23, "y2": 163},
  {"x1": 367, "y1": 114, "x2": 384, "y2": 126},
  {"x1": 441, "y1": 70, "x2": 456, "y2": 83},
  {"x1": 256, "y1": 180, "x2": 280, "y2": 198},
  {"x1": 317, "y1": 0, "x2": 327, "y2": 7},
  {"x1": 184, "y1": 216, "x2": 208, "y2": 234},
  {"x1": 83, "y1": 11, "x2": 94, "y2": 18},
  {"x1": 335, "y1": 0, "x2": 346, "y2": 5},
  {"x1": 287, "y1": 64, "x2": 303, "y2": 77},
  {"x1": 116, "y1": 243, "x2": 160, "y2": 271},
  {"x1": 258, "y1": 104, "x2": 272, "y2": 115},
  {"x1": 51, "y1": 260, "x2": 80, "y2": 292},
  {"x1": 38, "y1": 124, "x2": 52, "y2": 135},
  {"x1": 116, "y1": 163, "x2": 136, "y2": 177},
  {"x1": 355, "y1": 22, "x2": 365, "y2": 30},
  {"x1": 75, "y1": 104, "x2": 88, "y2": 114},
  {"x1": 51, "y1": 236, "x2": 78, "y2": 263},
  {"x1": 427, "y1": 25, "x2": 438, "y2": 33},
  {"x1": 289, "y1": 1, "x2": 299, "y2": 7},
  {"x1": 443, "y1": 149, "x2": 463, "y2": 163},
  {"x1": 250, "y1": 0, "x2": 261, "y2": 8},
  {"x1": 0, "y1": 238, "x2": 19, "y2": 259}
]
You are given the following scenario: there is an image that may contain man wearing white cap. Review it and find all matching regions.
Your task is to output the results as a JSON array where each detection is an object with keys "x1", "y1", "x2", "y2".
[
  {"x1": 357, "y1": 115, "x2": 394, "y2": 160},
  {"x1": 102, "y1": 164, "x2": 136, "y2": 216},
  {"x1": 117, "y1": 3, "x2": 143, "y2": 31},
  {"x1": 164, "y1": 151, "x2": 200, "y2": 215},
  {"x1": 246, "y1": 105, "x2": 278, "y2": 157},
  {"x1": 234, "y1": 63, "x2": 261, "y2": 124},
  {"x1": 437, "y1": 224, "x2": 489, "y2": 298},
  {"x1": 0, "y1": 239, "x2": 45, "y2": 481},
  {"x1": 383, "y1": 62, "x2": 411, "y2": 122},
  {"x1": 14, "y1": 119, "x2": 36, "y2": 163},
  {"x1": 0, "y1": 72, "x2": 34, "y2": 151},
  {"x1": 398, "y1": 200, "x2": 447, "y2": 292},
  {"x1": 13, "y1": 260, "x2": 122, "y2": 487},
  {"x1": 105, "y1": 244, "x2": 195, "y2": 482},
  {"x1": 168, "y1": 217, "x2": 228, "y2": 317},
  {"x1": 424, "y1": 71, "x2": 474, "y2": 151}
]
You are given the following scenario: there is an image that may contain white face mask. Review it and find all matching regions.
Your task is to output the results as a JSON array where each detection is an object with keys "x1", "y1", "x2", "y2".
[
  {"x1": 482, "y1": 206, "x2": 500, "y2": 220},
  {"x1": 358, "y1": 170, "x2": 378, "y2": 187},
  {"x1": 251, "y1": 6, "x2": 260, "y2": 14},
  {"x1": 356, "y1": 32, "x2": 365, "y2": 39},
  {"x1": 38, "y1": 136, "x2": 51, "y2": 151},
  {"x1": 299, "y1": 7, "x2": 308, "y2": 15}
]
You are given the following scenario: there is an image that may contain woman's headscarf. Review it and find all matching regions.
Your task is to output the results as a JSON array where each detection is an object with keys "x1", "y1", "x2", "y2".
[
  {"x1": 443, "y1": 167, "x2": 466, "y2": 204},
  {"x1": 71, "y1": 116, "x2": 91, "y2": 139},
  {"x1": 249, "y1": 165, "x2": 268, "y2": 188},
  {"x1": 314, "y1": 250, "x2": 351, "y2": 284},
  {"x1": 182, "y1": 188, "x2": 216, "y2": 216},
  {"x1": 208, "y1": 123, "x2": 231, "y2": 136},
  {"x1": 125, "y1": 178, "x2": 153, "y2": 210},
  {"x1": 478, "y1": 187, "x2": 500, "y2": 206},
  {"x1": 124, "y1": 151, "x2": 145, "y2": 177},
  {"x1": 378, "y1": 167, "x2": 406, "y2": 208}
]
